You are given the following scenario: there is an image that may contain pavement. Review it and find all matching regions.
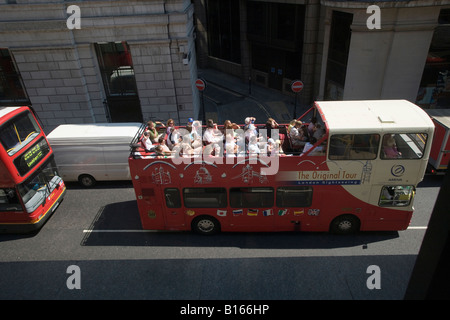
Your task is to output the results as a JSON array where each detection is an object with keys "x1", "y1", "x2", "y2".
[{"x1": 197, "y1": 69, "x2": 310, "y2": 125}]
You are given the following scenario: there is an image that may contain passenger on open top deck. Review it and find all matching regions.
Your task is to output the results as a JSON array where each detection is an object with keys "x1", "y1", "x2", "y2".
[
  {"x1": 203, "y1": 119, "x2": 222, "y2": 156},
  {"x1": 165, "y1": 118, "x2": 175, "y2": 135},
  {"x1": 146, "y1": 120, "x2": 163, "y2": 143},
  {"x1": 158, "y1": 136, "x2": 172, "y2": 155},
  {"x1": 290, "y1": 120, "x2": 308, "y2": 148},
  {"x1": 141, "y1": 130, "x2": 153, "y2": 152},
  {"x1": 166, "y1": 126, "x2": 179, "y2": 150}
]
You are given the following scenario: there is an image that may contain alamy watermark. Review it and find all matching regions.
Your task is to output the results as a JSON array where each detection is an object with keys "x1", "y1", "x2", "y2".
[
  {"x1": 167, "y1": 127, "x2": 281, "y2": 176},
  {"x1": 66, "y1": 265, "x2": 81, "y2": 290},
  {"x1": 66, "y1": 5, "x2": 381, "y2": 31},
  {"x1": 367, "y1": 5, "x2": 381, "y2": 30},
  {"x1": 66, "y1": 5, "x2": 81, "y2": 30},
  {"x1": 366, "y1": 265, "x2": 381, "y2": 290}
]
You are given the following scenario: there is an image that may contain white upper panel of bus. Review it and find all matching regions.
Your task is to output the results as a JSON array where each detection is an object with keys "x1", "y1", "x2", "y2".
[
  {"x1": 0, "y1": 106, "x2": 21, "y2": 120},
  {"x1": 47, "y1": 123, "x2": 142, "y2": 145},
  {"x1": 316, "y1": 100, "x2": 434, "y2": 134}
]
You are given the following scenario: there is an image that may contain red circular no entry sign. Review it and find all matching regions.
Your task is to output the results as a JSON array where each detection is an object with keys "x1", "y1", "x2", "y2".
[
  {"x1": 291, "y1": 80, "x2": 304, "y2": 93},
  {"x1": 195, "y1": 78, "x2": 206, "y2": 91}
]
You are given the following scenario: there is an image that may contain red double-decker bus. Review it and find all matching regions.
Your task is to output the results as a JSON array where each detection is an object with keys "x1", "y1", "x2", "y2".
[
  {"x1": 0, "y1": 106, "x2": 66, "y2": 233},
  {"x1": 128, "y1": 100, "x2": 434, "y2": 234}
]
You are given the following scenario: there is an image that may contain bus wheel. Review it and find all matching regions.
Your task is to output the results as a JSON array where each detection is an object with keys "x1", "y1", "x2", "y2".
[
  {"x1": 330, "y1": 215, "x2": 360, "y2": 234},
  {"x1": 192, "y1": 216, "x2": 220, "y2": 235},
  {"x1": 78, "y1": 174, "x2": 96, "y2": 188}
]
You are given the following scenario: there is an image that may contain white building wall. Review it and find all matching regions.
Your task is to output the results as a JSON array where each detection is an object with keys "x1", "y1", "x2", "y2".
[{"x1": 344, "y1": 6, "x2": 439, "y2": 102}]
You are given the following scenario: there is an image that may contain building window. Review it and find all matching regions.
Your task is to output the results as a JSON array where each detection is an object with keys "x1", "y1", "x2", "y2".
[
  {"x1": 247, "y1": 2, "x2": 305, "y2": 50},
  {"x1": 0, "y1": 49, "x2": 29, "y2": 106},
  {"x1": 416, "y1": 9, "x2": 450, "y2": 109},
  {"x1": 95, "y1": 42, "x2": 137, "y2": 97},
  {"x1": 206, "y1": 0, "x2": 241, "y2": 64},
  {"x1": 324, "y1": 11, "x2": 353, "y2": 100}
]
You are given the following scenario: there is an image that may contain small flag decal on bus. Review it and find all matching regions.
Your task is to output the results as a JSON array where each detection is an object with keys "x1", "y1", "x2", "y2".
[
  {"x1": 217, "y1": 210, "x2": 227, "y2": 217},
  {"x1": 263, "y1": 209, "x2": 273, "y2": 216},
  {"x1": 233, "y1": 209, "x2": 243, "y2": 216},
  {"x1": 278, "y1": 209, "x2": 288, "y2": 216},
  {"x1": 247, "y1": 209, "x2": 258, "y2": 216}
]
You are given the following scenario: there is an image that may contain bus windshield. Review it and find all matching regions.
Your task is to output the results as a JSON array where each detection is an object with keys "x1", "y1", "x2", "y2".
[
  {"x1": 0, "y1": 110, "x2": 41, "y2": 156},
  {"x1": 16, "y1": 158, "x2": 61, "y2": 214}
]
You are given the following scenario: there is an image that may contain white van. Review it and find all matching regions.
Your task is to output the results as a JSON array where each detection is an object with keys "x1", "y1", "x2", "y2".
[{"x1": 47, "y1": 123, "x2": 141, "y2": 187}]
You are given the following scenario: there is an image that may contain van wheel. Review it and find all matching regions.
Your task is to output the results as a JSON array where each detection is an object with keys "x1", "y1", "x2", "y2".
[
  {"x1": 191, "y1": 216, "x2": 220, "y2": 235},
  {"x1": 330, "y1": 215, "x2": 360, "y2": 234},
  {"x1": 78, "y1": 174, "x2": 96, "y2": 188}
]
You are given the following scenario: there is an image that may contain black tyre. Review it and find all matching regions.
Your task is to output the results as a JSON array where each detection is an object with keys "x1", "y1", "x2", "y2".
[
  {"x1": 330, "y1": 215, "x2": 360, "y2": 234},
  {"x1": 78, "y1": 174, "x2": 96, "y2": 188},
  {"x1": 192, "y1": 216, "x2": 220, "y2": 235}
]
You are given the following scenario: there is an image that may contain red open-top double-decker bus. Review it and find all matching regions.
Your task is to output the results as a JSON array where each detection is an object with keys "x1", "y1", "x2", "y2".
[
  {"x1": 0, "y1": 106, "x2": 66, "y2": 233},
  {"x1": 128, "y1": 100, "x2": 434, "y2": 234}
]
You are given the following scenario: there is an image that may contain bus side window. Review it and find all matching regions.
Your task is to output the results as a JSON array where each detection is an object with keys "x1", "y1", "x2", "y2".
[
  {"x1": 183, "y1": 188, "x2": 227, "y2": 208},
  {"x1": 164, "y1": 188, "x2": 181, "y2": 208},
  {"x1": 276, "y1": 186, "x2": 313, "y2": 207},
  {"x1": 379, "y1": 186, "x2": 414, "y2": 207},
  {"x1": 381, "y1": 133, "x2": 428, "y2": 159},
  {"x1": 0, "y1": 188, "x2": 22, "y2": 211},
  {"x1": 230, "y1": 187, "x2": 274, "y2": 208},
  {"x1": 329, "y1": 134, "x2": 379, "y2": 160}
]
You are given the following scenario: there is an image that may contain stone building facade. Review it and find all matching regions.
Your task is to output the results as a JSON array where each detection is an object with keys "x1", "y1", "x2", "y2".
[
  {"x1": 0, "y1": 0, "x2": 198, "y2": 132},
  {"x1": 1, "y1": 0, "x2": 450, "y2": 133}
]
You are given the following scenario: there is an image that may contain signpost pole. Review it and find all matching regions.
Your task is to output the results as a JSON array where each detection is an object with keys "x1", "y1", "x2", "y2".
[
  {"x1": 195, "y1": 78, "x2": 207, "y2": 124},
  {"x1": 291, "y1": 80, "x2": 304, "y2": 119},
  {"x1": 294, "y1": 92, "x2": 298, "y2": 119}
]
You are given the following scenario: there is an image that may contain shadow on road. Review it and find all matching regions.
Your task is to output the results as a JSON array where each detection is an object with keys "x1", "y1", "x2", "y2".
[{"x1": 80, "y1": 200, "x2": 399, "y2": 249}]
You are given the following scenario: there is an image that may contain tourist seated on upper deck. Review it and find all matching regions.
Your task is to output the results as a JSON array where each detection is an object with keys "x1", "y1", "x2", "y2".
[
  {"x1": 165, "y1": 118, "x2": 175, "y2": 135},
  {"x1": 158, "y1": 136, "x2": 172, "y2": 155},
  {"x1": 312, "y1": 123, "x2": 325, "y2": 141},
  {"x1": 141, "y1": 130, "x2": 154, "y2": 152},
  {"x1": 203, "y1": 119, "x2": 222, "y2": 144},
  {"x1": 264, "y1": 138, "x2": 279, "y2": 156},
  {"x1": 186, "y1": 118, "x2": 194, "y2": 133},
  {"x1": 166, "y1": 127, "x2": 180, "y2": 150},
  {"x1": 248, "y1": 135, "x2": 260, "y2": 156},
  {"x1": 287, "y1": 119, "x2": 297, "y2": 134},
  {"x1": 147, "y1": 120, "x2": 163, "y2": 143},
  {"x1": 225, "y1": 130, "x2": 237, "y2": 157},
  {"x1": 175, "y1": 134, "x2": 194, "y2": 158},
  {"x1": 265, "y1": 117, "x2": 285, "y2": 143},
  {"x1": 244, "y1": 117, "x2": 256, "y2": 131},
  {"x1": 290, "y1": 121, "x2": 308, "y2": 147},
  {"x1": 190, "y1": 120, "x2": 203, "y2": 154},
  {"x1": 302, "y1": 137, "x2": 324, "y2": 156},
  {"x1": 308, "y1": 117, "x2": 318, "y2": 137},
  {"x1": 203, "y1": 119, "x2": 222, "y2": 156}
]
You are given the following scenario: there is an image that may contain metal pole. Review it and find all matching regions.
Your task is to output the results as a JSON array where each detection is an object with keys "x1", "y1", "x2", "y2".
[
  {"x1": 293, "y1": 92, "x2": 298, "y2": 119},
  {"x1": 201, "y1": 91, "x2": 206, "y2": 124}
]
